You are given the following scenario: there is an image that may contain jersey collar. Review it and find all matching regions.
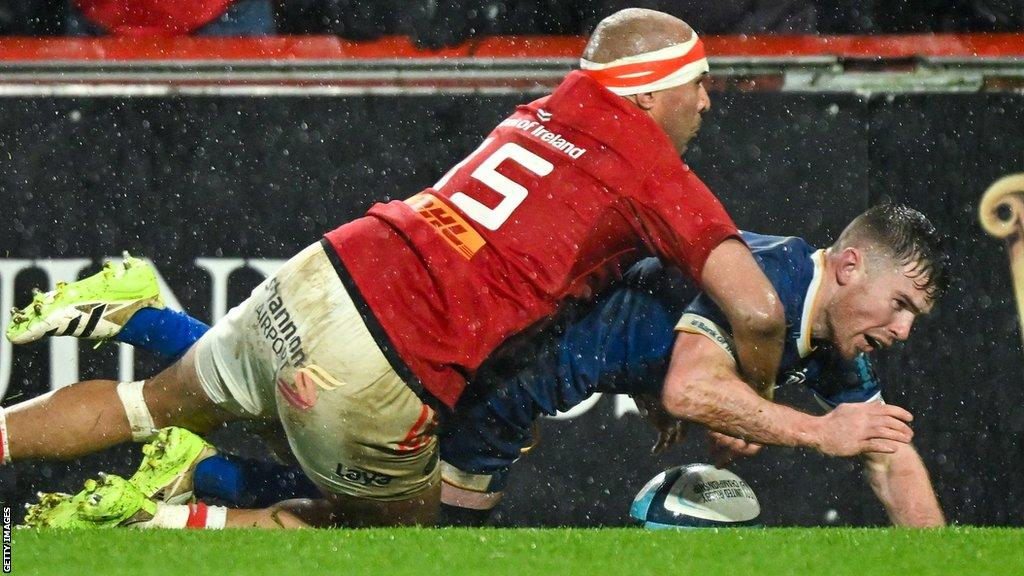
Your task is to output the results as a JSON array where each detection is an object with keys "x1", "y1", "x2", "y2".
[{"x1": 797, "y1": 249, "x2": 826, "y2": 358}]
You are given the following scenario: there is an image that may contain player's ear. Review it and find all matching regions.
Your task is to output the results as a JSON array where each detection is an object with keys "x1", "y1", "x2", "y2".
[
  {"x1": 631, "y1": 91, "x2": 657, "y2": 111},
  {"x1": 835, "y1": 247, "x2": 863, "y2": 286}
]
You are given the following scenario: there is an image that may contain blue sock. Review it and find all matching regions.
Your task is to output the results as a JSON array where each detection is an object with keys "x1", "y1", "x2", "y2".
[
  {"x1": 120, "y1": 309, "x2": 318, "y2": 506},
  {"x1": 193, "y1": 454, "x2": 320, "y2": 508},
  {"x1": 117, "y1": 307, "x2": 210, "y2": 362}
]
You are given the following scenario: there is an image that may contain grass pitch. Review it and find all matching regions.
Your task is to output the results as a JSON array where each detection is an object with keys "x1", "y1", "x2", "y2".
[{"x1": 15, "y1": 527, "x2": 1024, "y2": 576}]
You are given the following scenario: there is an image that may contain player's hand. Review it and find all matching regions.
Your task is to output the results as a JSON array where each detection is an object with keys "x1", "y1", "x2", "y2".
[
  {"x1": 634, "y1": 394, "x2": 689, "y2": 454},
  {"x1": 652, "y1": 420, "x2": 688, "y2": 454},
  {"x1": 706, "y1": 430, "x2": 762, "y2": 468},
  {"x1": 816, "y1": 402, "x2": 914, "y2": 457}
]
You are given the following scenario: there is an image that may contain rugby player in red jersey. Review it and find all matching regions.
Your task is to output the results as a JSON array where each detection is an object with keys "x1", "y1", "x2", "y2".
[{"x1": 0, "y1": 8, "x2": 786, "y2": 528}]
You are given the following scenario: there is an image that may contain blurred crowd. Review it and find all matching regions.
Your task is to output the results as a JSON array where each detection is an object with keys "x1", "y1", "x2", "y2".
[{"x1": 1, "y1": 0, "x2": 1023, "y2": 42}]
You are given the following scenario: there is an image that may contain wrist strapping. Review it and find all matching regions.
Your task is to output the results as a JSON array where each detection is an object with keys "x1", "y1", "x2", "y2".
[{"x1": 140, "y1": 502, "x2": 227, "y2": 529}]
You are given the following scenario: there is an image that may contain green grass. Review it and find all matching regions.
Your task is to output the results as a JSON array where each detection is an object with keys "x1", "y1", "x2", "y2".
[{"x1": 13, "y1": 527, "x2": 1024, "y2": 576}]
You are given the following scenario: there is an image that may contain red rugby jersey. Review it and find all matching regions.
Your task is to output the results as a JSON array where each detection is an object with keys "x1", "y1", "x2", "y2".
[
  {"x1": 324, "y1": 71, "x2": 739, "y2": 408},
  {"x1": 74, "y1": 0, "x2": 234, "y2": 36}
]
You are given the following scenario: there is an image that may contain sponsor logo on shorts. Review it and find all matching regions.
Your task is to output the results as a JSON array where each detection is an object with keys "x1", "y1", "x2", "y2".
[
  {"x1": 335, "y1": 464, "x2": 393, "y2": 487},
  {"x1": 277, "y1": 372, "x2": 318, "y2": 410},
  {"x1": 405, "y1": 192, "x2": 486, "y2": 259},
  {"x1": 254, "y1": 277, "x2": 307, "y2": 367},
  {"x1": 277, "y1": 365, "x2": 343, "y2": 410}
]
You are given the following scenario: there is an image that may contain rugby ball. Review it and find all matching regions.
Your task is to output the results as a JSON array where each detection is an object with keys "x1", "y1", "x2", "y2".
[{"x1": 630, "y1": 464, "x2": 760, "y2": 528}]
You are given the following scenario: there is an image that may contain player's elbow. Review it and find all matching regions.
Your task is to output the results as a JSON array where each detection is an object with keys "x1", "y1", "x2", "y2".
[
  {"x1": 730, "y1": 291, "x2": 785, "y2": 341},
  {"x1": 660, "y1": 372, "x2": 714, "y2": 422}
]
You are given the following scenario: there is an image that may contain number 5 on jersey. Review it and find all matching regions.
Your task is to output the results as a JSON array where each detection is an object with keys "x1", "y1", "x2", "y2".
[{"x1": 434, "y1": 138, "x2": 554, "y2": 231}]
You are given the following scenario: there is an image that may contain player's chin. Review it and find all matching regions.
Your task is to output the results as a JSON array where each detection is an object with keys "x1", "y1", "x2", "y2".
[
  {"x1": 688, "y1": 122, "x2": 701, "y2": 142},
  {"x1": 837, "y1": 339, "x2": 861, "y2": 360}
]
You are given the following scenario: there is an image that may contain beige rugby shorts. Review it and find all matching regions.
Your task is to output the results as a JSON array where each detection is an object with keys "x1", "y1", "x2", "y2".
[{"x1": 192, "y1": 242, "x2": 440, "y2": 500}]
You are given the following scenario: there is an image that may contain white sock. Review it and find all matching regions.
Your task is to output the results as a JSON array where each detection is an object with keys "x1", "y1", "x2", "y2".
[
  {"x1": 138, "y1": 502, "x2": 227, "y2": 530},
  {"x1": 116, "y1": 380, "x2": 157, "y2": 441},
  {"x1": 0, "y1": 407, "x2": 10, "y2": 464}
]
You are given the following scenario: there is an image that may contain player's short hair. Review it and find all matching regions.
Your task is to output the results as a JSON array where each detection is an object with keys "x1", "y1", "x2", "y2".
[{"x1": 833, "y1": 203, "x2": 951, "y2": 299}]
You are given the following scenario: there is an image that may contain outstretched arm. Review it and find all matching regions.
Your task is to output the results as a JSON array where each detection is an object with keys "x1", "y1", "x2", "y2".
[
  {"x1": 660, "y1": 331, "x2": 915, "y2": 456},
  {"x1": 862, "y1": 443, "x2": 945, "y2": 527},
  {"x1": 699, "y1": 239, "x2": 785, "y2": 398}
]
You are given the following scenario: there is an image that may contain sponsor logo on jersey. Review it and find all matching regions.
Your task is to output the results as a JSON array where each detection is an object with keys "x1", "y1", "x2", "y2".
[
  {"x1": 676, "y1": 313, "x2": 736, "y2": 358},
  {"x1": 406, "y1": 192, "x2": 486, "y2": 259},
  {"x1": 498, "y1": 117, "x2": 587, "y2": 159},
  {"x1": 335, "y1": 463, "x2": 393, "y2": 487},
  {"x1": 536, "y1": 108, "x2": 552, "y2": 122}
]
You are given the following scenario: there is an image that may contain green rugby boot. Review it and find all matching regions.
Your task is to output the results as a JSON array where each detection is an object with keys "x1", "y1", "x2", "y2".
[
  {"x1": 129, "y1": 427, "x2": 216, "y2": 505},
  {"x1": 6, "y1": 252, "x2": 163, "y2": 345},
  {"x1": 76, "y1": 473, "x2": 158, "y2": 527},
  {"x1": 22, "y1": 491, "x2": 93, "y2": 529},
  {"x1": 22, "y1": 474, "x2": 157, "y2": 528}
]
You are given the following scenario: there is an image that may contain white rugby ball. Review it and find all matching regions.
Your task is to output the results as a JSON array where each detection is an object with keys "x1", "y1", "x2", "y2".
[{"x1": 630, "y1": 463, "x2": 760, "y2": 528}]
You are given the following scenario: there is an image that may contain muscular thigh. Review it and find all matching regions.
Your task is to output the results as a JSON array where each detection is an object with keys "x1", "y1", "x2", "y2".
[{"x1": 142, "y1": 347, "x2": 241, "y2": 432}]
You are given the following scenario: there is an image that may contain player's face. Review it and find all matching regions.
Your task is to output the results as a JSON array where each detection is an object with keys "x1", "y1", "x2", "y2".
[
  {"x1": 652, "y1": 74, "x2": 711, "y2": 154},
  {"x1": 828, "y1": 257, "x2": 934, "y2": 359}
]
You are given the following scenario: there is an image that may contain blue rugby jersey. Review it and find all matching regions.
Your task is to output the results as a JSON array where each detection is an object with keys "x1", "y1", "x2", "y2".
[{"x1": 439, "y1": 232, "x2": 882, "y2": 492}]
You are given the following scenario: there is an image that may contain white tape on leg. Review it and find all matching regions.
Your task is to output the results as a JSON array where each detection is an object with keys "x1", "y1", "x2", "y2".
[
  {"x1": 116, "y1": 380, "x2": 157, "y2": 441},
  {"x1": 205, "y1": 505, "x2": 228, "y2": 529},
  {"x1": 138, "y1": 502, "x2": 190, "y2": 529},
  {"x1": 138, "y1": 503, "x2": 227, "y2": 529}
]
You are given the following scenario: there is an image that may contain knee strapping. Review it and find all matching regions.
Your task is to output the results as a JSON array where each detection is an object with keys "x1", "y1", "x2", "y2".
[{"x1": 116, "y1": 380, "x2": 157, "y2": 441}]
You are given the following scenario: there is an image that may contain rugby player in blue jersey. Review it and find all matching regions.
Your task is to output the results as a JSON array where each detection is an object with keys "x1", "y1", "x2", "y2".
[
  {"x1": 11, "y1": 203, "x2": 947, "y2": 528},
  {"x1": 439, "y1": 204, "x2": 947, "y2": 528}
]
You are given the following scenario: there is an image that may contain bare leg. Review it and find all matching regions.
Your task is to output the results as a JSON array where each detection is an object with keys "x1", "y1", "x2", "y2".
[
  {"x1": 223, "y1": 480, "x2": 442, "y2": 529},
  {"x1": 5, "y1": 347, "x2": 237, "y2": 460},
  {"x1": 7, "y1": 379, "x2": 130, "y2": 459},
  {"x1": 226, "y1": 499, "x2": 335, "y2": 529}
]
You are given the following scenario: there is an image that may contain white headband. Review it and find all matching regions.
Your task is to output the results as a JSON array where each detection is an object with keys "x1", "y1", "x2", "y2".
[{"x1": 579, "y1": 34, "x2": 709, "y2": 95}]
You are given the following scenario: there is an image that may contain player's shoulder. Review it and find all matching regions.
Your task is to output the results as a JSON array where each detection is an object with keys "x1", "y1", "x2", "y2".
[
  {"x1": 741, "y1": 231, "x2": 818, "y2": 302},
  {"x1": 741, "y1": 231, "x2": 816, "y2": 261}
]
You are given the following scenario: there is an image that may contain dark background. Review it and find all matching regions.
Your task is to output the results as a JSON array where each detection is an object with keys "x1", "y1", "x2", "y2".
[{"x1": 0, "y1": 91, "x2": 1020, "y2": 526}]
